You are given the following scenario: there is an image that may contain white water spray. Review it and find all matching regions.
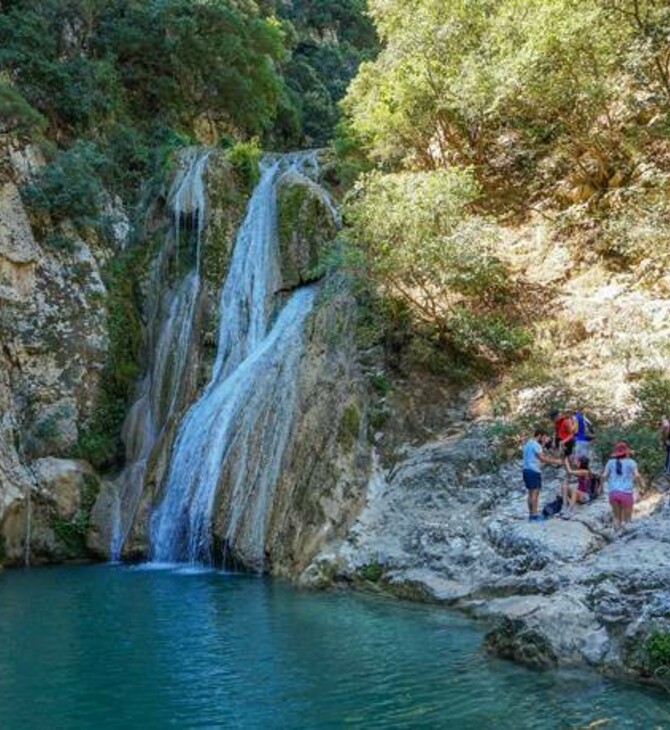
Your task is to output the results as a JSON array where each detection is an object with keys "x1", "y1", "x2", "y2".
[
  {"x1": 150, "y1": 152, "x2": 330, "y2": 568},
  {"x1": 109, "y1": 148, "x2": 210, "y2": 560}
]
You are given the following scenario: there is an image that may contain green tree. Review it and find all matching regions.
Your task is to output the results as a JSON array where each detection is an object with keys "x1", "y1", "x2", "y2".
[{"x1": 344, "y1": 168, "x2": 528, "y2": 365}]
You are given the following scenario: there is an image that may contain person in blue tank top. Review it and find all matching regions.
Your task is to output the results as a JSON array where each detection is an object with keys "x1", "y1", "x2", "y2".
[
  {"x1": 573, "y1": 410, "x2": 594, "y2": 461},
  {"x1": 522, "y1": 429, "x2": 562, "y2": 521}
]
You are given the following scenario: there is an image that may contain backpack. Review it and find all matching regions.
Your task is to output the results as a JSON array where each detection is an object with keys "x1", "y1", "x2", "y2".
[
  {"x1": 584, "y1": 415, "x2": 596, "y2": 441},
  {"x1": 588, "y1": 474, "x2": 602, "y2": 499},
  {"x1": 542, "y1": 495, "x2": 564, "y2": 518}
]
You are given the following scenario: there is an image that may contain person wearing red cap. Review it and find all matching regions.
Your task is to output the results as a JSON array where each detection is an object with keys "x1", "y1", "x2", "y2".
[{"x1": 601, "y1": 441, "x2": 644, "y2": 529}]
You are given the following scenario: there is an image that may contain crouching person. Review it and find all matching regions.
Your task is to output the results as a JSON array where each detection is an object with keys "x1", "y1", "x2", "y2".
[
  {"x1": 561, "y1": 456, "x2": 602, "y2": 517},
  {"x1": 522, "y1": 429, "x2": 562, "y2": 521}
]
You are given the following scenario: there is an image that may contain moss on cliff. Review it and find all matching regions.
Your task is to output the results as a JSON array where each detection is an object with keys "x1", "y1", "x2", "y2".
[
  {"x1": 277, "y1": 177, "x2": 337, "y2": 289},
  {"x1": 51, "y1": 473, "x2": 100, "y2": 560},
  {"x1": 338, "y1": 402, "x2": 361, "y2": 451},
  {"x1": 201, "y1": 158, "x2": 247, "y2": 289},
  {"x1": 76, "y1": 239, "x2": 158, "y2": 470}
]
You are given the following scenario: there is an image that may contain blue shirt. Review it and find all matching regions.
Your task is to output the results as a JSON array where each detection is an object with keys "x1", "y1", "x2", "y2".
[
  {"x1": 575, "y1": 412, "x2": 590, "y2": 443},
  {"x1": 522, "y1": 439, "x2": 543, "y2": 473}
]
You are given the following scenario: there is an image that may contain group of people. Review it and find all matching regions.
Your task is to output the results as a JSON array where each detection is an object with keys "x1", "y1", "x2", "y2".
[{"x1": 521, "y1": 409, "x2": 645, "y2": 529}]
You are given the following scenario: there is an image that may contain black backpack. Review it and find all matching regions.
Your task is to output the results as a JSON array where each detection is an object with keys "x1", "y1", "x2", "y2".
[
  {"x1": 588, "y1": 474, "x2": 602, "y2": 499},
  {"x1": 542, "y1": 495, "x2": 564, "y2": 518}
]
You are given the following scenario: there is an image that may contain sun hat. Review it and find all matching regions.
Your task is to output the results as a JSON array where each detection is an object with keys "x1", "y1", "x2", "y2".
[{"x1": 611, "y1": 441, "x2": 628, "y2": 458}]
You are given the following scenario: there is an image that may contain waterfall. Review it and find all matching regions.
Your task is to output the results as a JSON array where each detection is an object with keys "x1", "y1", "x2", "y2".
[
  {"x1": 150, "y1": 152, "x2": 325, "y2": 569},
  {"x1": 109, "y1": 148, "x2": 210, "y2": 560}
]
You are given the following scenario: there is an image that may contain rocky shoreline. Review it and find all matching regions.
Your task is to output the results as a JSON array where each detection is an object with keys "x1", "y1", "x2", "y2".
[{"x1": 302, "y1": 431, "x2": 670, "y2": 687}]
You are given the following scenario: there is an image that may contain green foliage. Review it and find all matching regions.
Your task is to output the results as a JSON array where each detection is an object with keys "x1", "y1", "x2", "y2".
[
  {"x1": 342, "y1": 0, "x2": 670, "y2": 204},
  {"x1": 588, "y1": 368, "x2": 670, "y2": 479},
  {"x1": 277, "y1": 0, "x2": 378, "y2": 145},
  {"x1": 95, "y1": 0, "x2": 286, "y2": 136},
  {"x1": 338, "y1": 403, "x2": 361, "y2": 449},
  {"x1": 52, "y1": 474, "x2": 100, "y2": 558},
  {"x1": 646, "y1": 631, "x2": 670, "y2": 674},
  {"x1": 633, "y1": 369, "x2": 670, "y2": 429},
  {"x1": 596, "y1": 424, "x2": 659, "y2": 479},
  {"x1": 22, "y1": 141, "x2": 105, "y2": 226},
  {"x1": 357, "y1": 561, "x2": 384, "y2": 583},
  {"x1": 343, "y1": 168, "x2": 528, "y2": 370},
  {"x1": 0, "y1": 82, "x2": 46, "y2": 136},
  {"x1": 225, "y1": 140, "x2": 262, "y2": 193},
  {"x1": 77, "y1": 250, "x2": 144, "y2": 470}
]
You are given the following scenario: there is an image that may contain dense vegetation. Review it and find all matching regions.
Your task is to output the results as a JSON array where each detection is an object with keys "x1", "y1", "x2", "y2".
[
  {"x1": 336, "y1": 0, "x2": 670, "y2": 378},
  {"x1": 0, "y1": 0, "x2": 375, "y2": 207},
  {"x1": 0, "y1": 0, "x2": 375, "y2": 466}
]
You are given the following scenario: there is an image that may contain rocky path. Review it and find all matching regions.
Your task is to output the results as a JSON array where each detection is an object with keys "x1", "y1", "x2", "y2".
[{"x1": 303, "y1": 432, "x2": 670, "y2": 683}]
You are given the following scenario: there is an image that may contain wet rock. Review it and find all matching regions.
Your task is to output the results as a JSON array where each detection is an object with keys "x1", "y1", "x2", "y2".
[
  {"x1": 276, "y1": 170, "x2": 338, "y2": 290},
  {"x1": 484, "y1": 617, "x2": 558, "y2": 669}
]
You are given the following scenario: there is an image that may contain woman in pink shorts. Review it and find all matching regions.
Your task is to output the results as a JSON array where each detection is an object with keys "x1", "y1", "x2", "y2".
[{"x1": 601, "y1": 441, "x2": 644, "y2": 529}]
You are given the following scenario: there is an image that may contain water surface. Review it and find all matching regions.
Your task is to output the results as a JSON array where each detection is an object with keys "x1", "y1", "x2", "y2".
[{"x1": 0, "y1": 565, "x2": 667, "y2": 729}]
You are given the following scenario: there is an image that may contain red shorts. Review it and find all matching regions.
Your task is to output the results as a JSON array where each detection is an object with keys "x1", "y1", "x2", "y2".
[{"x1": 609, "y1": 491, "x2": 634, "y2": 509}]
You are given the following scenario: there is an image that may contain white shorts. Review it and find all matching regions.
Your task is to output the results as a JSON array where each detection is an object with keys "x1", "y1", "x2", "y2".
[{"x1": 575, "y1": 441, "x2": 591, "y2": 460}]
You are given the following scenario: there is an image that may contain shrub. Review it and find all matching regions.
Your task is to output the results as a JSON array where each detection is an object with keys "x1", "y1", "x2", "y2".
[
  {"x1": 596, "y1": 424, "x2": 660, "y2": 481},
  {"x1": 357, "y1": 562, "x2": 384, "y2": 583},
  {"x1": 76, "y1": 250, "x2": 143, "y2": 470},
  {"x1": 225, "y1": 139, "x2": 262, "y2": 193},
  {"x1": 646, "y1": 631, "x2": 670, "y2": 674},
  {"x1": 633, "y1": 369, "x2": 670, "y2": 429},
  {"x1": 343, "y1": 168, "x2": 526, "y2": 372},
  {"x1": 0, "y1": 82, "x2": 46, "y2": 137},
  {"x1": 22, "y1": 141, "x2": 105, "y2": 226}
]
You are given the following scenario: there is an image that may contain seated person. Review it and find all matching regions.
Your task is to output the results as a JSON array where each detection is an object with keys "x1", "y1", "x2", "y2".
[{"x1": 561, "y1": 456, "x2": 601, "y2": 515}]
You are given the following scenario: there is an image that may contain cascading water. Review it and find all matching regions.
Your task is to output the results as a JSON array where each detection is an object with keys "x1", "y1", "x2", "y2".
[
  {"x1": 150, "y1": 152, "x2": 329, "y2": 569},
  {"x1": 109, "y1": 149, "x2": 210, "y2": 560}
]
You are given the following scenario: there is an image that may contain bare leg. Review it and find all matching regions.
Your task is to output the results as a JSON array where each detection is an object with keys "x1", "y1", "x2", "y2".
[
  {"x1": 622, "y1": 504, "x2": 633, "y2": 524},
  {"x1": 533, "y1": 489, "x2": 541, "y2": 515},
  {"x1": 611, "y1": 501, "x2": 623, "y2": 529}
]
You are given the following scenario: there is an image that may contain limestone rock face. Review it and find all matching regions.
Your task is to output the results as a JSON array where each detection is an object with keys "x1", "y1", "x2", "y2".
[
  {"x1": 32, "y1": 457, "x2": 96, "y2": 521},
  {"x1": 304, "y1": 429, "x2": 670, "y2": 680},
  {"x1": 0, "y1": 181, "x2": 39, "y2": 302},
  {"x1": 0, "y1": 136, "x2": 113, "y2": 564},
  {"x1": 258, "y1": 282, "x2": 370, "y2": 575}
]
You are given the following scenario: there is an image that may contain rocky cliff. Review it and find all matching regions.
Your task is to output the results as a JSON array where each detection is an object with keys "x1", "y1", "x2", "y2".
[
  {"x1": 302, "y1": 407, "x2": 670, "y2": 685},
  {"x1": 0, "y1": 136, "x2": 119, "y2": 563}
]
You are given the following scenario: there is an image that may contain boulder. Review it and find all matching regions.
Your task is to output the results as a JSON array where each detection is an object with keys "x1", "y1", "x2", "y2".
[
  {"x1": 32, "y1": 457, "x2": 96, "y2": 521},
  {"x1": 276, "y1": 170, "x2": 338, "y2": 290}
]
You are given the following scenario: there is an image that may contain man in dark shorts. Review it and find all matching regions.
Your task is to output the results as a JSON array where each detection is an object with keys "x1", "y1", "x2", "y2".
[{"x1": 522, "y1": 428, "x2": 563, "y2": 521}]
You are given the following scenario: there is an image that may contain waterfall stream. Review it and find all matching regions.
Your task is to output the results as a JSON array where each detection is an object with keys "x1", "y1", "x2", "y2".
[
  {"x1": 150, "y1": 152, "x2": 325, "y2": 568},
  {"x1": 109, "y1": 149, "x2": 210, "y2": 560}
]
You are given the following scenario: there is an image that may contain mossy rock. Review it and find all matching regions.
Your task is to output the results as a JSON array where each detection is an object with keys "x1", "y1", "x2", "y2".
[
  {"x1": 356, "y1": 561, "x2": 384, "y2": 583},
  {"x1": 484, "y1": 617, "x2": 558, "y2": 669},
  {"x1": 277, "y1": 173, "x2": 338, "y2": 290},
  {"x1": 338, "y1": 402, "x2": 361, "y2": 451},
  {"x1": 202, "y1": 155, "x2": 247, "y2": 288}
]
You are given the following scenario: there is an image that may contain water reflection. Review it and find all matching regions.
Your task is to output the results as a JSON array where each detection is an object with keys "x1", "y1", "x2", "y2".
[{"x1": 0, "y1": 565, "x2": 668, "y2": 729}]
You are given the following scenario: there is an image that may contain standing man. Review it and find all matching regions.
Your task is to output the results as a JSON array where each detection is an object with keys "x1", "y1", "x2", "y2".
[
  {"x1": 550, "y1": 409, "x2": 576, "y2": 460},
  {"x1": 574, "y1": 409, "x2": 594, "y2": 461},
  {"x1": 522, "y1": 428, "x2": 562, "y2": 522}
]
